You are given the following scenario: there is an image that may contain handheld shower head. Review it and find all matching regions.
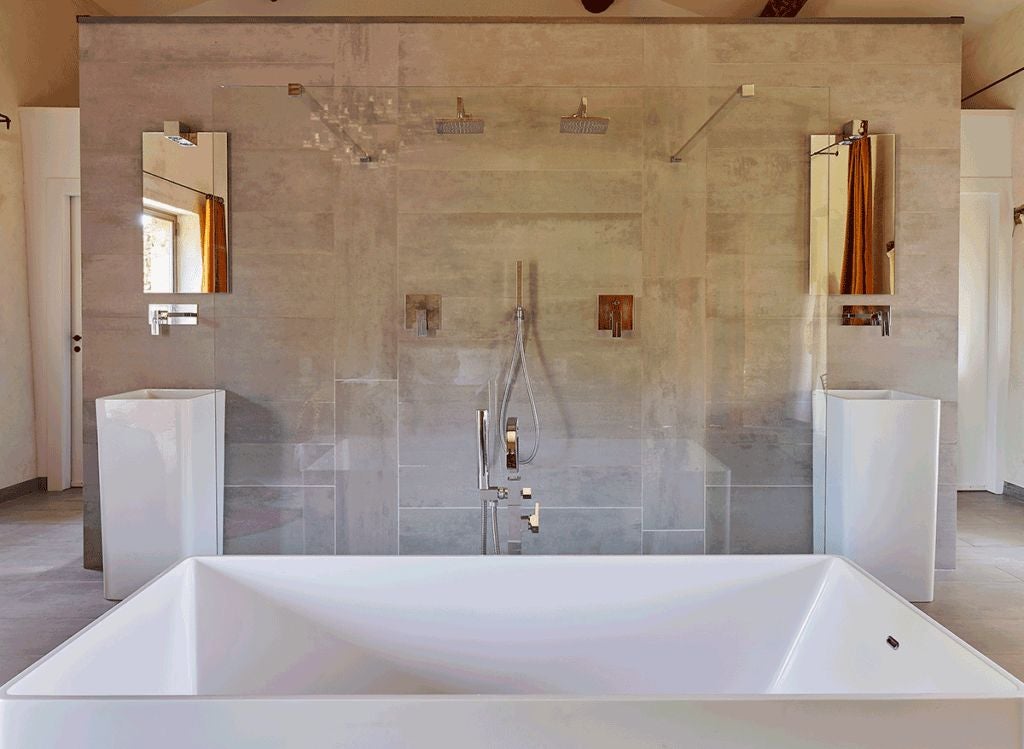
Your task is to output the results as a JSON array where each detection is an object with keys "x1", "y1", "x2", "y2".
[
  {"x1": 560, "y1": 97, "x2": 609, "y2": 135},
  {"x1": 435, "y1": 97, "x2": 485, "y2": 135}
]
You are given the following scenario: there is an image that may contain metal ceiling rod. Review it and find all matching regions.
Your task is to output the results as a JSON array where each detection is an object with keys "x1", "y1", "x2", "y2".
[{"x1": 962, "y1": 66, "x2": 1024, "y2": 103}]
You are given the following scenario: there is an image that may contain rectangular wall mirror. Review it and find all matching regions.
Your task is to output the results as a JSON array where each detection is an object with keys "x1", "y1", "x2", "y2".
[
  {"x1": 809, "y1": 133, "x2": 895, "y2": 295},
  {"x1": 142, "y1": 125, "x2": 229, "y2": 293}
]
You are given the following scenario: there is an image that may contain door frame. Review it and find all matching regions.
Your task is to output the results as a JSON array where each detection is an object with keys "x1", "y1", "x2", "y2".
[
  {"x1": 43, "y1": 179, "x2": 82, "y2": 491},
  {"x1": 959, "y1": 178, "x2": 1013, "y2": 494},
  {"x1": 20, "y1": 107, "x2": 81, "y2": 492}
]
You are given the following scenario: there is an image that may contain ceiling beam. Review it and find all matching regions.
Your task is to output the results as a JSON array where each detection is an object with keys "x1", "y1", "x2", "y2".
[{"x1": 759, "y1": 0, "x2": 808, "y2": 17}]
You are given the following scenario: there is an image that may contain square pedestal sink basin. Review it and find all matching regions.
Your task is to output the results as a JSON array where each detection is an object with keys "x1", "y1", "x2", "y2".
[
  {"x1": 822, "y1": 389, "x2": 940, "y2": 602},
  {"x1": 96, "y1": 389, "x2": 224, "y2": 600}
]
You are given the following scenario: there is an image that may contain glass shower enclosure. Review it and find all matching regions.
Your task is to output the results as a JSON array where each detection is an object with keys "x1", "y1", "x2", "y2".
[{"x1": 211, "y1": 83, "x2": 829, "y2": 556}]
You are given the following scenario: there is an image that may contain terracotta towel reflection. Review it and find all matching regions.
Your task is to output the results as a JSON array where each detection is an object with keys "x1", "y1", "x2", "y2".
[
  {"x1": 839, "y1": 137, "x2": 874, "y2": 294},
  {"x1": 199, "y1": 195, "x2": 227, "y2": 293}
]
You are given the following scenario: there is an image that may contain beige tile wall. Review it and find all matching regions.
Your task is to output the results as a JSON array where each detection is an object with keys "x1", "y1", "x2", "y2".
[{"x1": 79, "y1": 20, "x2": 961, "y2": 566}]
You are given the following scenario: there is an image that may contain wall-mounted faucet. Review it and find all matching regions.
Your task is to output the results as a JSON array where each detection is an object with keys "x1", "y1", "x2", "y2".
[
  {"x1": 149, "y1": 304, "x2": 198, "y2": 336},
  {"x1": 841, "y1": 305, "x2": 891, "y2": 337}
]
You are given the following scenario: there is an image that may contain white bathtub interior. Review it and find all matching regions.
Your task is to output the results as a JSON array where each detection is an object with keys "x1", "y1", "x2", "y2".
[{"x1": 5, "y1": 556, "x2": 1019, "y2": 700}]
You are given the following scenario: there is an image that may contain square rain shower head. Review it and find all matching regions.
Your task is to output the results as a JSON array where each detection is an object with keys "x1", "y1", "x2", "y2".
[{"x1": 560, "y1": 97, "x2": 609, "y2": 134}]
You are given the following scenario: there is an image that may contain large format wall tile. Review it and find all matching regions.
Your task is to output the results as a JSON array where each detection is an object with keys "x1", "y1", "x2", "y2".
[
  {"x1": 225, "y1": 443, "x2": 335, "y2": 487},
  {"x1": 80, "y1": 23, "x2": 338, "y2": 63},
  {"x1": 706, "y1": 486, "x2": 813, "y2": 555},
  {"x1": 83, "y1": 316, "x2": 215, "y2": 402},
  {"x1": 336, "y1": 380, "x2": 399, "y2": 555},
  {"x1": 398, "y1": 170, "x2": 642, "y2": 215},
  {"x1": 398, "y1": 25, "x2": 644, "y2": 87},
  {"x1": 79, "y1": 61, "x2": 335, "y2": 152},
  {"x1": 224, "y1": 395, "x2": 334, "y2": 445},
  {"x1": 642, "y1": 530, "x2": 704, "y2": 555},
  {"x1": 399, "y1": 508, "x2": 481, "y2": 555},
  {"x1": 223, "y1": 486, "x2": 335, "y2": 555},
  {"x1": 521, "y1": 508, "x2": 642, "y2": 555},
  {"x1": 398, "y1": 213, "x2": 642, "y2": 298},
  {"x1": 335, "y1": 163, "x2": 398, "y2": 381},
  {"x1": 80, "y1": 20, "x2": 961, "y2": 566},
  {"x1": 215, "y1": 317, "x2": 334, "y2": 402},
  {"x1": 336, "y1": 25, "x2": 400, "y2": 86}
]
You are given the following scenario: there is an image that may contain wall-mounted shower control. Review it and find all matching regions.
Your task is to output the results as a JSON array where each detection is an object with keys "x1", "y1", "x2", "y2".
[
  {"x1": 405, "y1": 294, "x2": 442, "y2": 337},
  {"x1": 523, "y1": 489, "x2": 540, "y2": 534},
  {"x1": 598, "y1": 295, "x2": 634, "y2": 338}
]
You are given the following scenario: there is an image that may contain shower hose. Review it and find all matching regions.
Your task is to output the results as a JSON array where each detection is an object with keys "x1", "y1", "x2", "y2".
[{"x1": 481, "y1": 306, "x2": 541, "y2": 555}]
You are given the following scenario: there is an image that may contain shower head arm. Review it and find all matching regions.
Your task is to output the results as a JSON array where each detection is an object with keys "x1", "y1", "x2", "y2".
[
  {"x1": 808, "y1": 131, "x2": 868, "y2": 159},
  {"x1": 669, "y1": 84, "x2": 755, "y2": 163}
]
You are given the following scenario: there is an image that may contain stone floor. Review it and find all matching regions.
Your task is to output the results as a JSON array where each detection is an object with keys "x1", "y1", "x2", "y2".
[
  {"x1": 1, "y1": 488, "x2": 1023, "y2": 685},
  {"x1": 0, "y1": 488, "x2": 114, "y2": 683},
  {"x1": 917, "y1": 490, "x2": 1024, "y2": 678}
]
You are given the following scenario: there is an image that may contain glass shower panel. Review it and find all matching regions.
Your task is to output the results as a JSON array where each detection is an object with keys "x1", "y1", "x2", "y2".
[
  {"x1": 701, "y1": 86, "x2": 830, "y2": 555},
  {"x1": 211, "y1": 84, "x2": 402, "y2": 556},
  {"x1": 398, "y1": 86, "x2": 646, "y2": 557},
  {"x1": 212, "y1": 84, "x2": 827, "y2": 557}
]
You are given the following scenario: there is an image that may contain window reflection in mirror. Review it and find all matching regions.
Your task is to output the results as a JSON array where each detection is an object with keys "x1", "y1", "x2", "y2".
[{"x1": 141, "y1": 131, "x2": 228, "y2": 293}]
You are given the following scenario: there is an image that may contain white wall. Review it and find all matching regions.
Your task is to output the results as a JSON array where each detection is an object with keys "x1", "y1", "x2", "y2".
[
  {"x1": 0, "y1": 11, "x2": 38, "y2": 489},
  {"x1": 959, "y1": 111, "x2": 1013, "y2": 493},
  {"x1": 964, "y1": 12, "x2": 1024, "y2": 489},
  {"x1": 0, "y1": 0, "x2": 106, "y2": 490}
]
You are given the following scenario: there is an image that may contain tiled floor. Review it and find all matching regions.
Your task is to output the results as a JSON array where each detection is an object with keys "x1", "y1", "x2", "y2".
[
  {"x1": 917, "y1": 491, "x2": 1024, "y2": 678},
  {"x1": 1, "y1": 488, "x2": 1023, "y2": 685},
  {"x1": 0, "y1": 488, "x2": 114, "y2": 683}
]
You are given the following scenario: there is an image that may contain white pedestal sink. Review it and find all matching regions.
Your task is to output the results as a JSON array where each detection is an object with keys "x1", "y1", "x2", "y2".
[
  {"x1": 821, "y1": 390, "x2": 940, "y2": 602},
  {"x1": 96, "y1": 389, "x2": 224, "y2": 600}
]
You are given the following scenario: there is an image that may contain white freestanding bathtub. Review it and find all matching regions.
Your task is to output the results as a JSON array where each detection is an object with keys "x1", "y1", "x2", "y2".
[{"x1": 2, "y1": 555, "x2": 1021, "y2": 748}]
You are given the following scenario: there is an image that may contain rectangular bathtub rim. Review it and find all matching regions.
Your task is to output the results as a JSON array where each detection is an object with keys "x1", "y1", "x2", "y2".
[{"x1": 3, "y1": 554, "x2": 1022, "y2": 700}]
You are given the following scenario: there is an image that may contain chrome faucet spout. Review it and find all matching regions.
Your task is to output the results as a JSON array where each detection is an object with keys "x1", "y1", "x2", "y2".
[{"x1": 840, "y1": 305, "x2": 891, "y2": 337}]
